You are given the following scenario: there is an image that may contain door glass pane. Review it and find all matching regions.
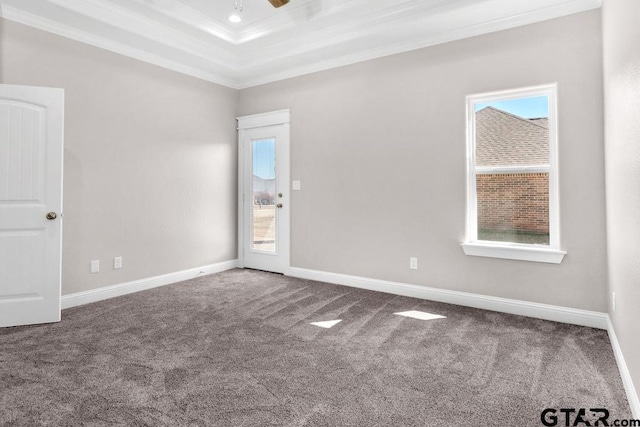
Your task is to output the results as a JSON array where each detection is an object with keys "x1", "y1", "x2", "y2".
[{"x1": 251, "y1": 138, "x2": 276, "y2": 252}]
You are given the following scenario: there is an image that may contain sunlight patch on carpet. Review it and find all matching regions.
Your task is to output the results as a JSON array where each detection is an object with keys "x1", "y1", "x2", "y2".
[
  {"x1": 310, "y1": 319, "x2": 342, "y2": 328},
  {"x1": 394, "y1": 311, "x2": 446, "y2": 321}
]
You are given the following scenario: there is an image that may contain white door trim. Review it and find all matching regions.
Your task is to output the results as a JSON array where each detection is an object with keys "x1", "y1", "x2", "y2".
[
  {"x1": 237, "y1": 109, "x2": 290, "y2": 130},
  {"x1": 237, "y1": 109, "x2": 291, "y2": 273}
]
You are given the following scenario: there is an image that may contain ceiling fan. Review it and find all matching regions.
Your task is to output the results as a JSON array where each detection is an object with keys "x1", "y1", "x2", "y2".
[
  {"x1": 230, "y1": 0, "x2": 290, "y2": 23},
  {"x1": 268, "y1": 0, "x2": 290, "y2": 7}
]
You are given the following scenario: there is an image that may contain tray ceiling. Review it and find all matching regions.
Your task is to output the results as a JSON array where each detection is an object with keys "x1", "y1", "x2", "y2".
[{"x1": 0, "y1": 0, "x2": 601, "y2": 88}]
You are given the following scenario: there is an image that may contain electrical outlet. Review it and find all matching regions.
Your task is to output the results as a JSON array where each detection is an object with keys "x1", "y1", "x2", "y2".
[
  {"x1": 114, "y1": 256, "x2": 123, "y2": 269},
  {"x1": 90, "y1": 260, "x2": 99, "y2": 274},
  {"x1": 409, "y1": 257, "x2": 418, "y2": 270},
  {"x1": 612, "y1": 291, "x2": 616, "y2": 312}
]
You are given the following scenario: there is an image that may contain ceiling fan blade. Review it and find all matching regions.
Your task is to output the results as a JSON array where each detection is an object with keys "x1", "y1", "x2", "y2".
[{"x1": 268, "y1": 0, "x2": 290, "y2": 7}]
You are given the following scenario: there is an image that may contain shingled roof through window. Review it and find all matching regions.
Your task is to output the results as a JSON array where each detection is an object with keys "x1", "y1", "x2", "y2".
[{"x1": 475, "y1": 106, "x2": 549, "y2": 167}]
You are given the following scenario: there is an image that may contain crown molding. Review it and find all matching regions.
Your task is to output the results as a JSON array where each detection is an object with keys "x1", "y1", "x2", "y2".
[
  {"x1": 127, "y1": 0, "x2": 237, "y2": 43},
  {"x1": 45, "y1": 0, "x2": 234, "y2": 64},
  {"x1": 237, "y1": 0, "x2": 602, "y2": 88},
  {"x1": 1, "y1": 0, "x2": 602, "y2": 89},
  {"x1": 0, "y1": 4, "x2": 242, "y2": 89}
]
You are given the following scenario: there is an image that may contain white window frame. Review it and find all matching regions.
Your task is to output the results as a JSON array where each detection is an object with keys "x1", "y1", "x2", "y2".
[{"x1": 461, "y1": 84, "x2": 566, "y2": 264}]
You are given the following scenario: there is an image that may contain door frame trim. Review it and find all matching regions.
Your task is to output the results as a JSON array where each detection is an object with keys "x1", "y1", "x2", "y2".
[
  {"x1": 236, "y1": 109, "x2": 291, "y2": 273},
  {"x1": 237, "y1": 109, "x2": 290, "y2": 130}
]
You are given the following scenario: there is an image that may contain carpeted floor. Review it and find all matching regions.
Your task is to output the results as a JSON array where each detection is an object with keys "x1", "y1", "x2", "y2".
[{"x1": 0, "y1": 269, "x2": 630, "y2": 426}]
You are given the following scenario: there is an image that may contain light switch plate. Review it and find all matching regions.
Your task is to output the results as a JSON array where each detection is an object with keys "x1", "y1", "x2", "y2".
[{"x1": 292, "y1": 180, "x2": 301, "y2": 190}]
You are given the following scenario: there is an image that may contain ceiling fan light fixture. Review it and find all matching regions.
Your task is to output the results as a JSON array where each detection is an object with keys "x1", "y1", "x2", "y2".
[
  {"x1": 229, "y1": 0, "x2": 243, "y2": 23},
  {"x1": 268, "y1": 0, "x2": 290, "y2": 7}
]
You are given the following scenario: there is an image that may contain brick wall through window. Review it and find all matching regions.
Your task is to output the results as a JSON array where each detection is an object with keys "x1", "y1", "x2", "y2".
[{"x1": 476, "y1": 172, "x2": 549, "y2": 234}]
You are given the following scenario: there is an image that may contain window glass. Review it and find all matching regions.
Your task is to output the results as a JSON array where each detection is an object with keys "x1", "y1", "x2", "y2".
[
  {"x1": 251, "y1": 138, "x2": 276, "y2": 252},
  {"x1": 467, "y1": 88, "x2": 557, "y2": 248}
]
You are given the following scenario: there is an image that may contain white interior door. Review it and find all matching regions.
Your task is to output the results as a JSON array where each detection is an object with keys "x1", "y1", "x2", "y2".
[
  {"x1": 0, "y1": 84, "x2": 64, "y2": 328},
  {"x1": 238, "y1": 110, "x2": 290, "y2": 274}
]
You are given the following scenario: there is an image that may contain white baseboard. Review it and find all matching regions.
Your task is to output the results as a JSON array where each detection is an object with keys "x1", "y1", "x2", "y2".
[
  {"x1": 288, "y1": 267, "x2": 609, "y2": 329},
  {"x1": 61, "y1": 259, "x2": 239, "y2": 309},
  {"x1": 607, "y1": 318, "x2": 640, "y2": 418}
]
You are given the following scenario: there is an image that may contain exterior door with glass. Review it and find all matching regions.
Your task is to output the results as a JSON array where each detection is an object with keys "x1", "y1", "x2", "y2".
[{"x1": 237, "y1": 110, "x2": 290, "y2": 274}]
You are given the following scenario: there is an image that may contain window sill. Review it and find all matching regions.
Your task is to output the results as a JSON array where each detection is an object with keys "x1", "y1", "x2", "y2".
[{"x1": 461, "y1": 242, "x2": 566, "y2": 264}]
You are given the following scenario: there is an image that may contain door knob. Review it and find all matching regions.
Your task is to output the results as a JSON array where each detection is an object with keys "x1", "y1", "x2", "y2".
[
  {"x1": 276, "y1": 203, "x2": 283, "y2": 208},
  {"x1": 46, "y1": 212, "x2": 57, "y2": 220}
]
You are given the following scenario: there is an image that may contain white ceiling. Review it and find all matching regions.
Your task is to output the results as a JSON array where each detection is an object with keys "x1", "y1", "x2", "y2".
[{"x1": 0, "y1": 0, "x2": 601, "y2": 89}]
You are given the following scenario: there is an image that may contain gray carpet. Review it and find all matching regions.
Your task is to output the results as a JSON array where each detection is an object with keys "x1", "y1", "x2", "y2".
[{"x1": 0, "y1": 269, "x2": 630, "y2": 426}]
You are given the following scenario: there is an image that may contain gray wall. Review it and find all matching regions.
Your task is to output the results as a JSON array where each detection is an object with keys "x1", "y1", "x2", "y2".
[
  {"x1": 239, "y1": 10, "x2": 608, "y2": 312},
  {"x1": 0, "y1": 18, "x2": 4, "y2": 82},
  {"x1": 602, "y1": 0, "x2": 640, "y2": 404},
  {"x1": 0, "y1": 11, "x2": 610, "y2": 313},
  {"x1": 1, "y1": 19, "x2": 238, "y2": 295}
]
